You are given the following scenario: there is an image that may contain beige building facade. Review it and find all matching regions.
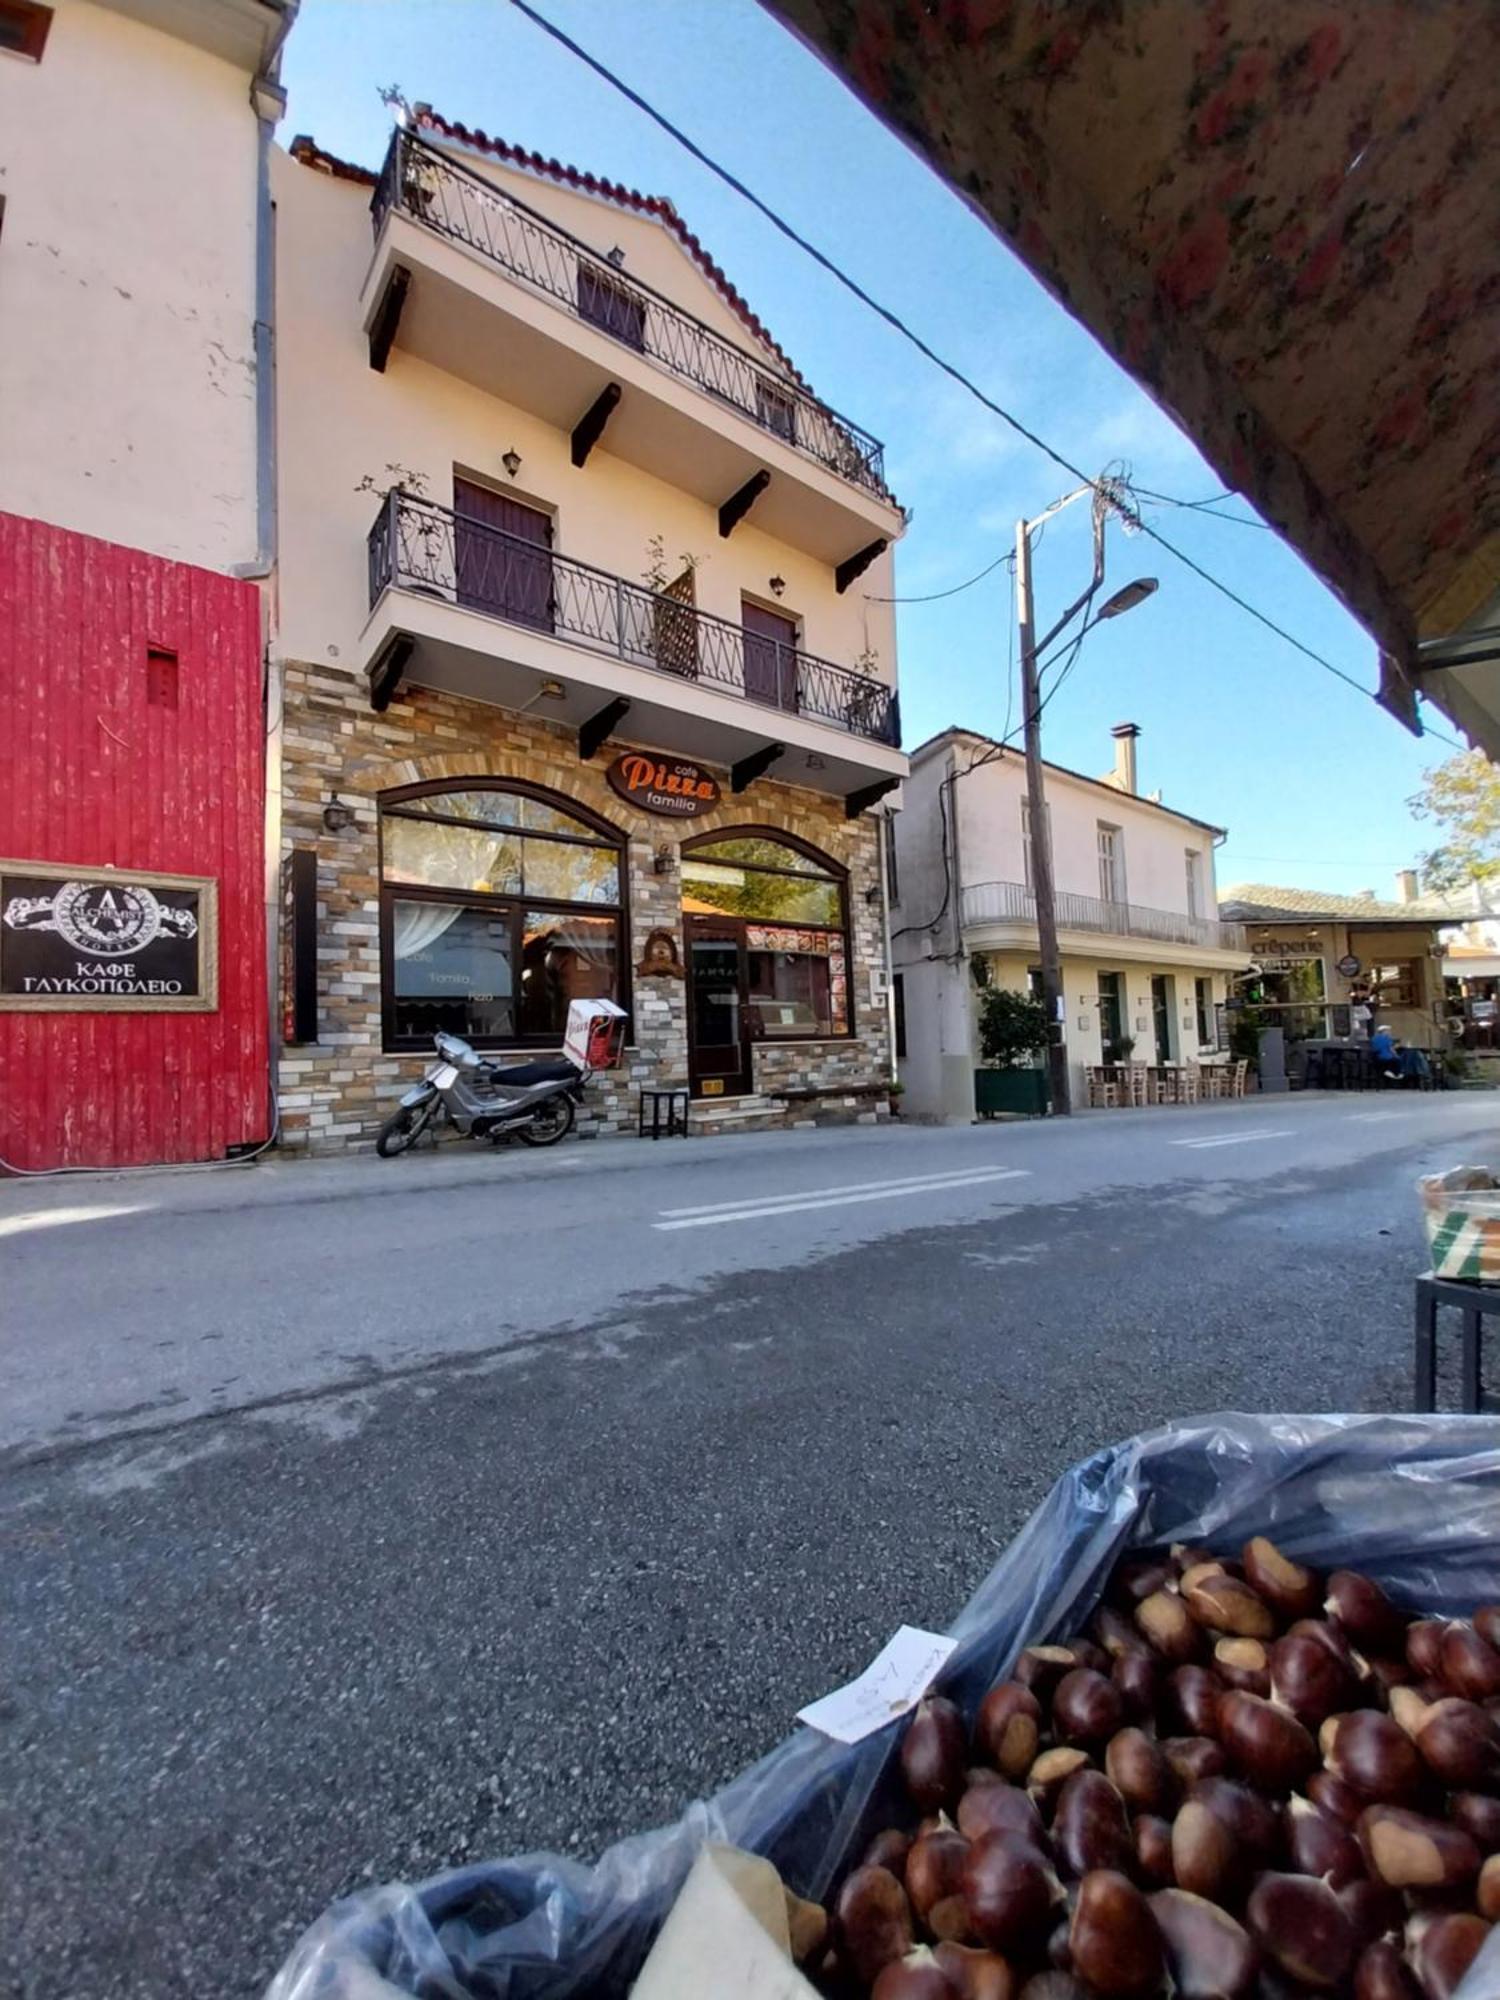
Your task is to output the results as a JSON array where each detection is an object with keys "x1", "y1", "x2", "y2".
[
  {"x1": 271, "y1": 111, "x2": 907, "y2": 1149},
  {"x1": 892, "y1": 726, "x2": 1250, "y2": 1119}
]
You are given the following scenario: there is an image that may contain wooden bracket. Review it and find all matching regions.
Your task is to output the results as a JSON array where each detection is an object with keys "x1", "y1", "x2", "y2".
[
  {"x1": 578, "y1": 695, "x2": 631, "y2": 761},
  {"x1": 368, "y1": 264, "x2": 411, "y2": 374},
  {"x1": 718, "y1": 470, "x2": 771, "y2": 539},
  {"x1": 368, "y1": 633, "x2": 413, "y2": 712},
  {"x1": 571, "y1": 383, "x2": 623, "y2": 469},
  {"x1": 844, "y1": 775, "x2": 900, "y2": 819},
  {"x1": 731, "y1": 741, "x2": 786, "y2": 793},
  {"x1": 835, "y1": 538, "x2": 888, "y2": 594}
]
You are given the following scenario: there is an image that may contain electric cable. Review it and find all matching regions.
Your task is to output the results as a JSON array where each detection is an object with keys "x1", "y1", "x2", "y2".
[{"x1": 863, "y1": 549, "x2": 1010, "y2": 603}]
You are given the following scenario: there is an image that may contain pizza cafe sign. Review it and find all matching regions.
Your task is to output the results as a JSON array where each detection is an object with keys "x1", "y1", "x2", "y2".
[{"x1": 606, "y1": 752, "x2": 721, "y2": 819}]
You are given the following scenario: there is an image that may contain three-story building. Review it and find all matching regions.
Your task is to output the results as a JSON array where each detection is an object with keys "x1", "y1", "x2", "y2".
[
  {"x1": 891, "y1": 723, "x2": 1250, "y2": 1118},
  {"x1": 271, "y1": 109, "x2": 907, "y2": 1147}
]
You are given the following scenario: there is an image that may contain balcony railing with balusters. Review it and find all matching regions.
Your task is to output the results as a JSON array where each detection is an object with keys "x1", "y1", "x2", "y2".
[
  {"x1": 368, "y1": 491, "x2": 901, "y2": 747},
  {"x1": 960, "y1": 879, "x2": 1247, "y2": 952},
  {"x1": 370, "y1": 128, "x2": 891, "y2": 504}
]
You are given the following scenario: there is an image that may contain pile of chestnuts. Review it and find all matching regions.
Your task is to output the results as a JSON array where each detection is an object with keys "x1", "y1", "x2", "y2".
[{"x1": 815, "y1": 1539, "x2": 1500, "y2": 2000}]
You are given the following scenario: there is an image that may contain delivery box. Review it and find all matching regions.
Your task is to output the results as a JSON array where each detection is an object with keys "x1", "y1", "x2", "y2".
[{"x1": 563, "y1": 997, "x2": 627, "y2": 1076}]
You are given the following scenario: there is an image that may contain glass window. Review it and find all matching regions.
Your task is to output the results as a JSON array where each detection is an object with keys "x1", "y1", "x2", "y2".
[
  {"x1": 1098, "y1": 823, "x2": 1124, "y2": 904},
  {"x1": 519, "y1": 838, "x2": 620, "y2": 905},
  {"x1": 1186, "y1": 850, "x2": 1203, "y2": 919},
  {"x1": 1371, "y1": 959, "x2": 1423, "y2": 1009},
  {"x1": 682, "y1": 860, "x2": 841, "y2": 924},
  {"x1": 686, "y1": 836, "x2": 830, "y2": 876},
  {"x1": 390, "y1": 901, "x2": 515, "y2": 1042},
  {"x1": 519, "y1": 911, "x2": 619, "y2": 1038},
  {"x1": 1098, "y1": 970, "x2": 1124, "y2": 1051},
  {"x1": 384, "y1": 815, "x2": 523, "y2": 896},
  {"x1": 747, "y1": 943, "x2": 833, "y2": 1037}
]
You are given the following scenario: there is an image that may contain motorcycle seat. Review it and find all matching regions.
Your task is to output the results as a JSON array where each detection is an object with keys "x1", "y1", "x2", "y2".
[{"x1": 479, "y1": 1057, "x2": 579, "y2": 1086}]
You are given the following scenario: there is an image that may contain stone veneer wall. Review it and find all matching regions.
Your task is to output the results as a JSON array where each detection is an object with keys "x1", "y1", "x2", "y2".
[{"x1": 276, "y1": 664, "x2": 891, "y2": 1151}]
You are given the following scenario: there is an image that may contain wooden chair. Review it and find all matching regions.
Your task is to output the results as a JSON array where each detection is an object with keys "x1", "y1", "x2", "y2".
[
  {"x1": 1127, "y1": 1063, "x2": 1151, "y2": 1107},
  {"x1": 1180, "y1": 1062, "x2": 1202, "y2": 1104},
  {"x1": 1229, "y1": 1059, "x2": 1249, "y2": 1098},
  {"x1": 1087, "y1": 1066, "x2": 1123, "y2": 1108}
]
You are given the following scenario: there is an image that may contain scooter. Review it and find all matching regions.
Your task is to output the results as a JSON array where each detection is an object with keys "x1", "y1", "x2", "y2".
[{"x1": 375, "y1": 1031, "x2": 585, "y2": 1156}]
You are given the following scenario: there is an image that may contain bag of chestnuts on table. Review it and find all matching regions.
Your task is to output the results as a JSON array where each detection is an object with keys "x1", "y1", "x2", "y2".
[{"x1": 266, "y1": 1416, "x2": 1500, "y2": 2000}]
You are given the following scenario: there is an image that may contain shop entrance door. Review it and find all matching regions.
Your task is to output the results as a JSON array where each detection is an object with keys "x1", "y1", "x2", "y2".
[{"x1": 686, "y1": 920, "x2": 752, "y2": 1099}]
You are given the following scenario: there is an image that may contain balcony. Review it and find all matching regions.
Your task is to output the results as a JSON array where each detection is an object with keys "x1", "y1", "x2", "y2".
[
  {"x1": 363, "y1": 130, "x2": 904, "y2": 567},
  {"x1": 362, "y1": 492, "x2": 906, "y2": 804},
  {"x1": 961, "y1": 880, "x2": 1249, "y2": 959}
]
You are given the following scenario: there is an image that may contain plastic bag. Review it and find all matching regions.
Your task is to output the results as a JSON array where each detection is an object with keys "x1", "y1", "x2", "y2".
[
  {"x1": 266, "y1": 1413, "x2": 1500, "y2": 2000},
  {"x1": 1420, "y1": 1166, "x2": 1500, "y2": 1281}
]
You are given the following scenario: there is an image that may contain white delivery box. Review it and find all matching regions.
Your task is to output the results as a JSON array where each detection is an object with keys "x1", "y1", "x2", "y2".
[{"x1": 563, "y1": 997, "x2": 627, "y2": 1076}]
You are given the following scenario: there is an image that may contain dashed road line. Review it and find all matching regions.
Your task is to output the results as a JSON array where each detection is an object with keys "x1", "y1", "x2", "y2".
[
  {"x1": 654, "y1": 1166, "x2": 1031, "y2": 1230},
  {"x1": 1169, "y1": 1129, "x2": 1294, "y2": 1151}
]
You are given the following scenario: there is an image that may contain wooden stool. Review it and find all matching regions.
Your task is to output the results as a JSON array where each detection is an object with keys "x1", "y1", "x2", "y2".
[
  {"x1": 638, "y1": 1087, "x2": 689, "y2": 1139},
  {"x1": 1413, "y1": 1272, "x2": 1495, "y2": 1412}
]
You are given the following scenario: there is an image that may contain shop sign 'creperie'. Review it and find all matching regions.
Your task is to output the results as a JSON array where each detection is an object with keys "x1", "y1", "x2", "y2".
[{"x1": 605, "y1": 752, "x2": 722, "y2": 818}]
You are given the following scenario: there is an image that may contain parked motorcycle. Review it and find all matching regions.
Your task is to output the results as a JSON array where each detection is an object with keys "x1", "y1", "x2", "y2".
[{"x1": 375, "y1": 1031, "x2": 585, "y2": 1156}]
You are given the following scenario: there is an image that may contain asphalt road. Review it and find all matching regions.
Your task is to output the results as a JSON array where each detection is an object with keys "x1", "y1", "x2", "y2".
[{"x1": 2, "y1": 1094, "x2": 1496, "y2": 1998}]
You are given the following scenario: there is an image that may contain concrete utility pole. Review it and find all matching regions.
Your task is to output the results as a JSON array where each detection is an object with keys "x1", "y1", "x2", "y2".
[{"x1": 1013, "y1": 482, "x2": 1159, "y2": 1118}]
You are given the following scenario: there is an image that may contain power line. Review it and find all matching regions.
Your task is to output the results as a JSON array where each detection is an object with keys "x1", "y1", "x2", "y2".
[
  {"x1": 1129, "y1": 483, "x2": 1276, "y2": 530},
  {"x1": 507, "y1": 0, "x2": 1464, "y2": 753},
  {"x1": 864, "y1": 548, "x2": 1010, "y2": 604}
]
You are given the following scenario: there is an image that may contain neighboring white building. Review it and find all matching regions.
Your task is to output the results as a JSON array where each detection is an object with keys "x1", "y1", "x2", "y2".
[{"x1": 891, "y1": 723, "x2": 1251, "y2": 1118}]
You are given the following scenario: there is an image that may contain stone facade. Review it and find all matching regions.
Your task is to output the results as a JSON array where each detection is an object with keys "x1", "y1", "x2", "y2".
[{"x1": 276, "y1": 664, "x2": 892, "y2": 1150}]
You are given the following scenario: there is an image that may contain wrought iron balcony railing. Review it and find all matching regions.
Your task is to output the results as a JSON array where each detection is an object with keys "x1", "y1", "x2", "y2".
[
  {"x1": 960, "y1": 879, "x2": 1247, "y2": 952},
  {"x1": 371, "y1": 128, "x2": 891, "y2": 504},
  {"x1": 368, "y1": 491, "x2": 901, "y2": 748}
]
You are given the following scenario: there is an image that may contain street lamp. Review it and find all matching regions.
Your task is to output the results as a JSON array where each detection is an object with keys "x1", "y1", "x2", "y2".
[{"x1": 1015, "y1": 487, "x2": 1158, "y2": 1118}]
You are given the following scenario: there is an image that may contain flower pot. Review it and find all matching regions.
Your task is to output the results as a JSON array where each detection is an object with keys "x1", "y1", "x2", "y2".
[{"x1": 974, "y1": 1066, "x2": 1049, "y2": 1118}]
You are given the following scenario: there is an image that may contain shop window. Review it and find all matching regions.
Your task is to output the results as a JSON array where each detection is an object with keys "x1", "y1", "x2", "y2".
[
  {"x1": 1371, "y1": 959, "x2": 1423, "y2": 1010},
  {"x1": 577, "y1": 262, "x2": 646, "y2": 350},
  {"x1": 380, "y1": 781, "x2": 625, "y2": 1049},
  {"x1": 682, "y1": 828, "x2": 851, "y2": 1039},
  {"x1": 0, "y1": 1, "x2": 53, "y2": 61},
  {"x1": 682, "y1": 834, "x2": 843, "y2": 925}
]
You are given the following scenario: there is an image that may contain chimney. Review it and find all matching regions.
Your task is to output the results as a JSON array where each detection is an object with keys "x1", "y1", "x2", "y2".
[
  {"x1": 1397, "y1": 868, "x2": 1419, "y2": 903},
  {"x1": 1111, "y1": 721, "x2": 1140, "y2": 795}
]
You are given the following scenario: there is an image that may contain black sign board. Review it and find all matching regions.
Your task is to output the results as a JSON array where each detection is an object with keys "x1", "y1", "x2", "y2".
[
  {"x1": 0, "y1": 860, "x2": 217, "y2": 1012},
  {"x1": 281, "y1": 848, "x2": 319, "y2": 1044}
]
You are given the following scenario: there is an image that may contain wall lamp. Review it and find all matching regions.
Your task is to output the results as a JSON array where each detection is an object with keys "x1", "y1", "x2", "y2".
[
  {"x1": 501, "y1": 449, "x2": 522, "y2": 478},
  {"x1": 769, "y1": 574, "x2": 787, "y2": 597},
  {"x1": 323, "y1": 795, "x2": 356, "y2": 834},
  {"x1": 653, "y1": 842, "x2": 674, "y2": 876}
]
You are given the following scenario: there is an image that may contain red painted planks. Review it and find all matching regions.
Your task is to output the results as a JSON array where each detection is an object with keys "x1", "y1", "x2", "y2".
[{"x1": 0, "y1": 513, "x2": 268, "y2": 1170}]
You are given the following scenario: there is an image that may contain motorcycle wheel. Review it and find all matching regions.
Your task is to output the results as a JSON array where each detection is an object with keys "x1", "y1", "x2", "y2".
[
  {"x1": 517, "y1": 1094, "x2": 575, "y2": 1147},
  {"x1": 376, "y1": 1101, "x2": 436, "y2": 1157}
]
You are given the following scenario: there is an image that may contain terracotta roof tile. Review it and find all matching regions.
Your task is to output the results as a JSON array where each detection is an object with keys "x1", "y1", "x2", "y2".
[
  {"x1": 1219, "y1": 881, "x2": 1487, "y2": 923},
  {"x1": 287, "y1": 135, "x2": 377, "y2": 188}
]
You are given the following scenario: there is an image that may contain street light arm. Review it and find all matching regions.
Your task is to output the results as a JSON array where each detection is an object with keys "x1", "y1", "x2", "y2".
[{"x1": 1028, "y1": 489, "x2": 1107, "y2": 656}]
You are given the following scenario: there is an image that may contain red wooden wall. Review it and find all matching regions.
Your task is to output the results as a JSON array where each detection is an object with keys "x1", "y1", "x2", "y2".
[{"x1": 0, "y1": 513, "x2": 268, "y2": 1170}]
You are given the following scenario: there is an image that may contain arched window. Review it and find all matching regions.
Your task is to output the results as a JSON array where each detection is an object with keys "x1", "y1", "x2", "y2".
[
  {"x1": 379, "y1": 782, "x2": 626, "y2": 1049},
  {"x1": 680, "y1": 828, "x2": 850, "y2": 1042}
]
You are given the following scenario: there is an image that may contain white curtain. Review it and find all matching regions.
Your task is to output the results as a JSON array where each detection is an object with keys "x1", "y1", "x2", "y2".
[{"x1": 393, "y1": 901, "x2": 467, "y2": 959}]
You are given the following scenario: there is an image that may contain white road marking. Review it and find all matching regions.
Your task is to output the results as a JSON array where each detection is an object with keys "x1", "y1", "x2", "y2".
[
  {"x1": 1170, "y1": 1130, "x2": 1294, "y2": 1150},
  {"x1": 1346, "y1": 1112, "x2": 1405, "y2": 1123},
  {"x1": 659, "y1": 1164, "x2": 1032, "y2": 1219},
  {"x1": 654, "y1": 1168, "x2": 1031, "y2": 1231}
]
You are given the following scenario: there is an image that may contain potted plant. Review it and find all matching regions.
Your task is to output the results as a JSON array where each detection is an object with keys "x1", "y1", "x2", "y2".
[
  {"x1": 1104, "y1": 1034, "x2": 1136, "y2": 1067},
  {"x1": 974, "y1": 987, "x2": 1052, "y2": 1117},
  {"x1": 887, "y1": 1077, "x2": 905, "y2": 1118}
]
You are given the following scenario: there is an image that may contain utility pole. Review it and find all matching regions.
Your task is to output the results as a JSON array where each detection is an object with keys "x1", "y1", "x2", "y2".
[{"x1": 1016, "y1": 515, "x2": 1071, "y2": 1117}]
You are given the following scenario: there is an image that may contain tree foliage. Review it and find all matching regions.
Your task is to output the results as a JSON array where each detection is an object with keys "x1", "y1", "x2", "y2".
[
  {"x1": 976, "y1": 987, "x2": 1051, "y2": 1070},
  {"x1": 1410, "y1": 749, "x2": 1500, "y2": 893}
]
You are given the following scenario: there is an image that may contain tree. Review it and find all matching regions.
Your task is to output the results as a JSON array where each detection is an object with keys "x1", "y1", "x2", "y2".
[
  {"x1": 1409, "y1": 749, "x2": 1500, "y2": 893},
  {"x1": 976, "y1": 987, "x2": 1051, "y2": 1070}
]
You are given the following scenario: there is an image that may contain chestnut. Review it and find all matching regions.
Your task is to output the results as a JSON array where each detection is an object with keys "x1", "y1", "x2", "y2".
[
  {"x1": 836, "y1": 1863, "x2": 916, "y2": 1985},
  {"x1": 1104, "y1": 1727, "x2": 1176, "y2": 1816},
  {"x1": 1479, "y1": 1852, "x2": 1500, "y2": 1922},
  {"x1": 1016, "y1": 1646, "x2": 1079, "y2": 1699},
  {"x1": 1326, "y1": 1572, "x2": 1409, "y2": 1656},
  {"x1": 1473, "y1": 1606, "x2": 1500, "y2": 1653},
  {"x1": 1067, "y1": 1870, "x2": 1162, "y2": 1998},
  {"x1": 1092, "y1": 1605, "x2": 1150, "y2": 1661},
  {"x1": 1246, "y1": 1872, "x2": 1355, "y2": 1990},
  {"x1": 1026, "y1": 1747, "x2": 1091, "y2": 1811},
  {"x1": 976, "y1": 1683, "x2": 1043, "y2": 1781},
  {"x1": 1016, "y1": 1977, "x2": 1087, "y2": 2000},
  {"x1": 1181, "y1": 1570, "x2": 1275, "y2": 1641},
  {"x1": 1062, "y1": 1636, "x2": 1110, "y2": 1677},
  {"x1": 1052, "y1": 1669, "x2": 1124, "y2": 1748},
  {"x1": 958, "y1": 1782, "x2": 1045, "y2": 1849},
  {"x1": 960, "y1": 1834, "x2": 1062, "y2": 1954},
  {"x1": 1406, "y1": 1911, "x2": 1491, "y2": 2000},
  {"x1": 1388, "y1": 1685, "x2": 1432, "y2": 1740},
  {"x1": 1449, "y1": 1791, "x2": 1500, "y2": 1854},
  {"x1": 1408, "y1": 1620, "x2": 1447, "y2": 1680},
  {"x1": 1357, "y1": 1806, "x2": 1481, "y2": 1890},
  {"x1": 1133, "y1": 1813, "x2": 1174, "y2": 1888},
  {"x1": 1110, "y1": 1651, "x2": 1159, "y2": 1722},
  {"x1": 1342, "y1": 1878, "x2": 1406, "y2": 1952},
  {"x1": 1171, "y1": 1797, "x2": 1242, "y2": 1904},
  {"x1": 1162, "y1": 1735, "x2": 1228, "y2": 1787},
  {"x1": 1415, "y1": 1697, "x2": 1500, "y2": 1789},
  {"x1": 1135, "y1": 1590, "x2": 1200, "y2": 1663},
  {"x1": 1214, "y1": 1637, "x2": 1270, "y2": 1696},
  {"x1": 1270, "y1": 1629, "x2": 1361, "y2": 1725},
  {"x1": 1328, "y1": 1710, "x2": 1426, "y2": 1802},
  {"x1": 933, "y1": 1940, "x2": 1017, "y2": 2000},
  {"x1": 904, "y1": 1697, "x2": 968, "y2": 1813},
  {"x1": 1367, "y1": 1654, "x2": 1416, "y2": 1705},
  {"x1": 1109, "y1": 1558, "x2": 1173, "y2": 1608},
  {"x1": 1309, "y1": 1768, "x2": 1367, "y2": 1827},
  {"x1": 873, "y1": 1945, "x2": 957, "y2": 2000},
  {"x1": 1439, "y1": 1623, "x2": 1500, "y2": 1703},
  {"x1": 1243, "y1": 1535, "x2": 1321, "y2": 1620},
  {"x1": 1193, "y1": 1775, "x2": 1280, "y2": 1862},
  {"x1": 1150, "y1": 1888, "x2": 1258, "y2": 2000},
  {"x1": 907, "y1": 1827, "x2": 972, "y2": 1937},
  {"x1": 1286, "y1": 1793, "x2": 1365, "y2": 1889},
  {"x1": 865, "y1": 1829, "x2": 915, "y2": 1876},
  {"x1": 1354, "y1": 1940, "x2": 1421, "y2": 2000},
  {"x1": 1053, "y1": 1769, "x2": 1132, "y2": 1878},
  {"x1": 1169, "y1": 1665, "x2": 1224, "y2": 1740},
  {"x1": 1218, "y1": 1688, "x2": 1318, "y2": 1791}
]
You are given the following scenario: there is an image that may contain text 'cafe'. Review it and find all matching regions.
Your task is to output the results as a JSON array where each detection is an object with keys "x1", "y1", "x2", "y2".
[{"x1": 275, "y1": 682, "x2": 897, "y2": 1150}]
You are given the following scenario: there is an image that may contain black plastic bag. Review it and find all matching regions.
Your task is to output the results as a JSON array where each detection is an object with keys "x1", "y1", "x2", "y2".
[{"x1": 267, "y1": 1412, "x2": 1500, "y2": 1999}]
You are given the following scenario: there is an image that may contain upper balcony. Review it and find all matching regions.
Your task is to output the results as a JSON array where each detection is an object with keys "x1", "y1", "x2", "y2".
[
  {"x1": 362, "y1": 491, "x2": 905, "y2": 810},
  {"x1": 961, "y1": 880, "x2": 1249, "y2": 964},
  {"x1": 363, "y1": 130, "x2": 904, "y2": 571}
]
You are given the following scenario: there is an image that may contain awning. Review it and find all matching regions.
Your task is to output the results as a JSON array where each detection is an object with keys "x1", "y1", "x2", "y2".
[{"x1": 764, "y1": 2, "x2": 1500, "y2": 750}]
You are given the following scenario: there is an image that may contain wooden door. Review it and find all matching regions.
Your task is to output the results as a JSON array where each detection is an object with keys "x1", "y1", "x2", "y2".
[
  {"x1": 685, "y1": 918, "x2": 752, "y2": 1098},
  {"x1": 454, "y1": 479, "x2": 554, "y2": 632},
  {"x1": 742, "y1": 600, "x2": 799, "y2": 712}
]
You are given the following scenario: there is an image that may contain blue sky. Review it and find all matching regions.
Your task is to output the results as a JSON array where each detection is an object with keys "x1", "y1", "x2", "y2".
[{"x1": 281, "y1": 0, "x2": 1451, "y2": 899}]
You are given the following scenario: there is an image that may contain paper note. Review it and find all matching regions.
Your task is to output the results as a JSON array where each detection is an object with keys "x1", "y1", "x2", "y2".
[{"x1": 796, "y1": 1626, "x2": 958, "y2": 1744}]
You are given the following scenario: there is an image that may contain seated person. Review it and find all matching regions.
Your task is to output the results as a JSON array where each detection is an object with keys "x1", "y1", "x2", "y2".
[{"x1": 1370, "y1": 1024, "x2": 1401, "y2": 1079}]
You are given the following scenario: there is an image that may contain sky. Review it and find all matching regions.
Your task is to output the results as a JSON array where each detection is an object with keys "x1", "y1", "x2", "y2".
[{"x1": 280, "y1": 0, "x2": 1455, "y2": 900}]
